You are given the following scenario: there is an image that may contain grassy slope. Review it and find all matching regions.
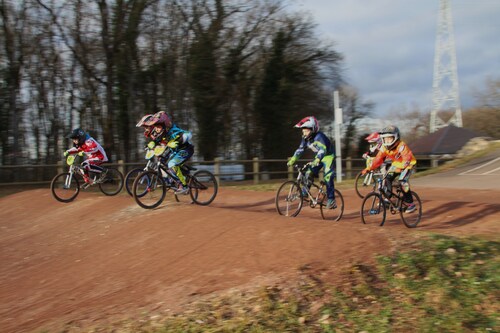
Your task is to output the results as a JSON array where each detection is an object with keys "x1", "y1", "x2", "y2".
[
  {"x1": 139, "y1": 143, "x2": 498, "y2": 331},
  {"x1": 114, "y1": 235, "x2": 497, "y2": 333}
]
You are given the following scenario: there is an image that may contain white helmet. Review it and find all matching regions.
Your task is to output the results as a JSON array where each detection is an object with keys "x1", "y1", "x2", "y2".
[
  {"x1": 294, "y1": 116, "x2": 319, "y2": 139},
  {"x1": 379, "y1": 125, "x2": 400, "y2": 150}
]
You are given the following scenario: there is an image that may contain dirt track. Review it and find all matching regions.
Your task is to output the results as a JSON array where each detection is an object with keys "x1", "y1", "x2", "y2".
[{"x1": 0, "y1": 181, "x2": 499, "y2": 332}]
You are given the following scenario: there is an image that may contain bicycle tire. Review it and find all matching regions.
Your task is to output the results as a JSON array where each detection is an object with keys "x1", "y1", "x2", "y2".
[
  {"x1": 98, "y1": 168, "x2": 124, "y2": 196},
  {"x1": 320, "y1": 189, "x2": 345, "y2": 221},
  {"x1": 132, "y1": 170, "x2": 166, "y2": 209},
  {"x1": 275, "y1": 180, "x2": 303, "y2": 217},
  {"x1": 361, "y1": 192, "x2": 386, "y2": 226},
  {"x1": 50, "y1": 172, "x2": 80, "y2": 203},
  {"x1": 188, "y1": 170, "x2": 218, "y2": 205},
  {"x1": 355, "y1": 171, "x2": 376, "y2": 199},
  {"x1": 125, "y1": 168, "x2": 143, "y2": 196},
  {"x1": 399, "y1": 191, "x2": 422, "y2": 228}
]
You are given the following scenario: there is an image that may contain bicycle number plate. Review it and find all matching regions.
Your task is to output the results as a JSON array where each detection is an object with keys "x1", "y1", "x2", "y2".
[
  {"x1": 145, "y1": 149, "x2": 155, "y2": 160},
  {"x1": 67, "y1": 155, "x2": 76, "y2": 165},
  {"x1": 154, "y1": 145, "x2": 166, "y2": 156}
]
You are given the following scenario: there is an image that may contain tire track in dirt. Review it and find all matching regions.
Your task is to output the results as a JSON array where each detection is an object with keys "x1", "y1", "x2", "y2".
[{"x1": 0, "y1": 186, "x2": 498, "y2": 332}]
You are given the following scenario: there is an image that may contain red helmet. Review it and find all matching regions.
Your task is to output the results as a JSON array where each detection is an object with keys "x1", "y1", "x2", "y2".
[
  {"x1": 136, "y1": 114, "x2": 154, "y2": 127},
  {"x1": 294, "y1": 116, "x2": 319, "y2": 132},
  {"x1": 365, "y1": 132, "x2": 380, "y2": 143},
  {"x1": 144, "y1": 111, "x2": 172, "y2": 130}
]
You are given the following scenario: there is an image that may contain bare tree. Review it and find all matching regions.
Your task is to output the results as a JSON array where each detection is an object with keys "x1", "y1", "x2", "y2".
[
  {"x1": 0, "y1": 0, "x2": 30, "y2": 165},
  {"x1": 338, "y1": 85, "x2": 373, "y2": 158}
]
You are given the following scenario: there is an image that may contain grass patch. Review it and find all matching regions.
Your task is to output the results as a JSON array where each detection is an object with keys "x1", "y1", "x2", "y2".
[{"x1": 128, "y1": 234, "x2": 499, "y2": 333}]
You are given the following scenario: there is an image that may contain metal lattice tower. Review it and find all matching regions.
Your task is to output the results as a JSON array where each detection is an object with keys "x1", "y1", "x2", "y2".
[{"x1": 430, "y1": 0, "x2": 462, "y2": 133}]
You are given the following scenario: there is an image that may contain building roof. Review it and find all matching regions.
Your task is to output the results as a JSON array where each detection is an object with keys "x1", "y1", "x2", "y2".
[{"x1": 408, "y1": 125, "x2": 482, "y2": 155}]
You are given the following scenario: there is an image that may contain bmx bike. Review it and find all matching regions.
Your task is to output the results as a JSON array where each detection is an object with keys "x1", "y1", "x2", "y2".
[
  {"x1": 50, "y1": 153, "x2": 124, "y2": 203},
  {"x1": 360, "y1": 170, "x2": 422, "y2": 228},
  {"x1": 275, "y1": 164, "x2": 344, "y2": 221},
  {"x1": 124, "y1": 144, "x2": 181, "y2": 203},
  {"x1": 132, "y1": 144, "x2": 218, "y2": 209}
]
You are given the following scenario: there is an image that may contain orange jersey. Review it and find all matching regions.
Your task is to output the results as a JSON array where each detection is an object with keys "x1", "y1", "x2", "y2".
[{"x1": 371, "y1": 140, "x2": 416, "y2": 172}]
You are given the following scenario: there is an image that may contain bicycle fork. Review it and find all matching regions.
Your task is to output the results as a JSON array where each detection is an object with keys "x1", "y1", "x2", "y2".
[
  {"x1": 363, "y1": 172, "x2": 373, "y2": 186},
  {"x1": 65, "y1": 169, "x2": 75, "y2": 189}
]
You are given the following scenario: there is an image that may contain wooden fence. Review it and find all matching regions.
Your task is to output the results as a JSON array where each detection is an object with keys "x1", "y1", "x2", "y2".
[{"x1": 0, "y1": 155, "x2": 452, "y2": 187}]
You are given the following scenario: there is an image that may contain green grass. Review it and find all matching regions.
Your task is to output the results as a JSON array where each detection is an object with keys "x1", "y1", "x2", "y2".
[{"x1": 121, "y1": 234, "x2": 498, "y2": 333}]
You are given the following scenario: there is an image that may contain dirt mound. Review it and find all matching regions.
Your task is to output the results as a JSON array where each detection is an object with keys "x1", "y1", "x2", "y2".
[{"x1": 0, "y1": 186, "x2": 499, "y2": 332}]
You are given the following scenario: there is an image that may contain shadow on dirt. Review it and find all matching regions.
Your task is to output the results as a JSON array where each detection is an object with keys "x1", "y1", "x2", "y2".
[{"x1": 420, "y1": 200, "x2": 500, "y2": 229}]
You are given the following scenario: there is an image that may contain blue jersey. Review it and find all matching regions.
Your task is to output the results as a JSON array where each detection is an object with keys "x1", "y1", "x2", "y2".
[
  {"x1": 163, "y1": 124, "x2": 194, "y2": 150},
  {"x1": 291, "y1": 131, "x2": 335, "y2": 162}
]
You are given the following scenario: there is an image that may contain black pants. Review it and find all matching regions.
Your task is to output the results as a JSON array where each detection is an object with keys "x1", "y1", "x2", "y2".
[{"x1": 385, "y1": 172, "x2": 413, "y2": 203}]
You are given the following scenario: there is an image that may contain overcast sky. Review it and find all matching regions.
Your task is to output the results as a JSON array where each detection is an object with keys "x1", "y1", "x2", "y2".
[{"x1": 289, "y1": 0, "x2": 500, "y2": 117}]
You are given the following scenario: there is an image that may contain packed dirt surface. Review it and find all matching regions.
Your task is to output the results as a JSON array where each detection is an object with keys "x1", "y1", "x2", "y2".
[{"x1": 1, "y1": 172, "x2": 499, "y2": 332}]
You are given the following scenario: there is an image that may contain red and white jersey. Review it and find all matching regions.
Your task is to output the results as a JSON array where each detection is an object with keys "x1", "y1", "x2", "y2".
[{"x1": 68, "y1": 136, "x2": 108, "y2": 162}]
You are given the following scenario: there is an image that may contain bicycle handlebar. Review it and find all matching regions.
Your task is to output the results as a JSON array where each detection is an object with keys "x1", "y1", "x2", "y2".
[{"x1": 294, "y1": 163, "x2": 312, "y2": 173}]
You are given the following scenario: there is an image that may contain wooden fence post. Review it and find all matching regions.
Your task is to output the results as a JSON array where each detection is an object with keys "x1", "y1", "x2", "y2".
[
  {"x1": 287, "y1": 157, "x2": 293, "y2": 180},
  {"x1": 118, "y1": 160, "x2": 125, "y2": 176},
  {"x1": 253, "y1": 157, "x2": 259, "y2": 184},
  {"x1": 57, "y1": 161, "x2": 63, "y2": 175},
  {"x1": 214, "y1": 157, "x2": 221, "y2": 185},
  {"x1": 346, "y1": 157, "x2": 352, "y2": 179},
  {"x1": 431, "y1": 156, "x2": 438, "y2": 168}
]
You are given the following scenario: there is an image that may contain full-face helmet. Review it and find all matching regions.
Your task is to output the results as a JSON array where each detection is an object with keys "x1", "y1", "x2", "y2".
[
  {"x1": 136, "y1": 114, "x2": 154, "y2": 127},
  {"x1": 294, "y1": 116, "x2": 320, "y2": 139},
  {"x1": 144, "y1": 111, "x2": 172, "y2": 131},
  {"x1": 136, "y1": 114, "x2": 154, "y2": 137},
  {"x1": 67, "y1": 128, "x2": 86, "y2": 146},
  {"x1": 365, "y1": 132, "x2": 381, "y2": 150},
  {"x1": 365, "y1": 132, "x2": 380, "y2": 143},
  {"x1": 379, "y1": 125, "x2": 400, "y2": 150}
]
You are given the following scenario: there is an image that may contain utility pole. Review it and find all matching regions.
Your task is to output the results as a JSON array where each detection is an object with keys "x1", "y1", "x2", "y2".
[
  {"x1": 430, "y1": 0, "x2": 462, "y2": 132},
  {"x1": 333, "y1": 91, "x2": 343, "y2": 182}
]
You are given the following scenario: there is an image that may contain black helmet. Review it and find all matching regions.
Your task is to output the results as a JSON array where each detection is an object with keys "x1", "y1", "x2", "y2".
[
  {"x1": 379, "y1": 125, "x2": 400, "y2": 150},
  {"x1": 67, "y1": 128, "x2": 86, "y2": 145}
]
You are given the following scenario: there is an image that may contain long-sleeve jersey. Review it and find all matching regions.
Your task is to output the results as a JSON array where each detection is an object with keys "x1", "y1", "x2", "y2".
[
  {"x1": 152, "y1": 124, "x2": 193, "y2": 150},
  {"x1": 291, "y1": 131, "x2": 335, "y2": 162},
  {"x1": 370, "y1": 140, "x2": 416, "y2": 172},
  {"x1": 67, "y1": 135, "x2": 108, "y2": 162}
]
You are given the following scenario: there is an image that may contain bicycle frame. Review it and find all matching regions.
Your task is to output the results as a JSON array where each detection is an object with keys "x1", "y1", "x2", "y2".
[
  {"x1": 66, "y1": 154, "x2": 109, "y2": 186},
  {"x1": 64, "y1": 155, "x2": 85, "y2": 187},
  {"x1": 375, "y1": 173, "x2": 406, "y2": 214},
  {"x1": 139, "y1": 144, "x2": 193, "y2": 189},
  {"x1": 294, "y1": 165, "x2": 326, "y2": 208}
]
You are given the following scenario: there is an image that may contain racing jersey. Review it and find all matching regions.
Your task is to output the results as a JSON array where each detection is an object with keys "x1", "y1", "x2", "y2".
[
  {"x1": 67, "y1": 135, "x2": 108, "y2": 162},
  {"x1": 370, "y1": 140, "x2": 416, "y2": 172},
  {"x1": 153, "y1": 124, "x2": 194, "y2": 151},
  {"x1": 291, "y1": 131, "x2": 335, "y2": 162}
]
